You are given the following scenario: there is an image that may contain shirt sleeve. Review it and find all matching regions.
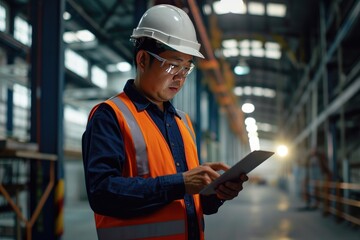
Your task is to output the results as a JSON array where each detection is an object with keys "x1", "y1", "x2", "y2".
[
  {"x1": 82, "y1": 103, "x2": 186, "y2": 218},
  {"x1": 200, "y1": 194, "x2": 225, "y2": 215}
]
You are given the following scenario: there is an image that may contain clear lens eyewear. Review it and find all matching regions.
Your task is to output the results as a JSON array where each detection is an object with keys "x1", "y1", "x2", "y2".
[{"x1": 146, "y1": 51, "x2": 195, "y2": 77}]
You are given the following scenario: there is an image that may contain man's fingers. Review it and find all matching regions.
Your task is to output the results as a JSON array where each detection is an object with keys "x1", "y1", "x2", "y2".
[
  {"x1": 203, "y1": 162, "x2": 230, "y2": 172},
  {"x1": 202, "y1": 165, "x2": 220, "y2": 180},
  {"x1": 240, "y1": 173, "x2": 249, "y2": 182}
]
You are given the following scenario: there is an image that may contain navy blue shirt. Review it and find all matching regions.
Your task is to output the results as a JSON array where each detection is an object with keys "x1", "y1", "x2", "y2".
[{"x1": 82, "y1": 79, "x2": 224, "y2": 239}]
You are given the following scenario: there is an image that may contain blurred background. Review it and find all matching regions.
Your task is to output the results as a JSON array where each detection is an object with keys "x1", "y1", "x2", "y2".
[{"x1": 0, "y1": 0, "x2": 359, "y2": 239}]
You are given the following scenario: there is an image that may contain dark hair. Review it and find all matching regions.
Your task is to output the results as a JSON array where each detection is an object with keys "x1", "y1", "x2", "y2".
[{"x1": 131, "y1": 37, "x2": 168, "y2": 69}]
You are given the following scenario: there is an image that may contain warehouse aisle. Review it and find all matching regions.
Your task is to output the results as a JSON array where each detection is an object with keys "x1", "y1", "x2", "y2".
[{"x1": 204, "y1": 184, "x2": 359, "y2": 240}]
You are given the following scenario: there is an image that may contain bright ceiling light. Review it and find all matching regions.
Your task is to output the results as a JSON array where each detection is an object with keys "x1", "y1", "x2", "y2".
[
  {"x1": 263, "y1": 88, "x2": 276, "y2": 98},
  {"x1": 63, "y1": 32, "x2": 78, "y2": 43},
  {"x1": 248, "y1": 131, "x2": 258, "y2": 138},
  {"x1": 252, "y1": 87, "x2": 263, "y2": 96},
  {"x1": 242, "y1": 103, "x2": 255, "y2": 113},
  {"x1": 213, "y1": 0, "x2": 246, "y2": 14},
  {"x1": 234, "y1": 65, "x2": 250, "y2": 75},
  {"x1": 251, "y1": 40, "x2": 262, "y2": 49},
  {"x1": 234, "y1": 59, "x2": 250, "y2": 75},
  {"x1": 246, "y1": 124, "x2": 258, "y2": 133},
  {"x1": 63, "y1": 11, "x2": 71, "y2": 20},
  {"x1": 222, "y1": 49, "x2": 232, "y2": 58},
  {"x1": 243, "y1": 86, "x2": 252, "y2": 95},
  {"x1": 257, "y1": 122, "x2": 273, "y2": 132},
  {"x1": 248, "y1": 2, "x2": 265, "y2": 15},
  {"x1": 223, "y1": 48, "x2": 239, "y2": 57},
  {"x1": 233, "y1": 86, "x2": 243, "y2": 96},
  {"x1": 245, "y1": 117, "x2": 256, "y2": 126},
  {"x1": 231, "y1": 0, "x2": 247, "y2": 14},
  {"x1": 234, "y1": 86, "x2": 276, "y2": 98},
  {"x1": 276, "y1": 145, "x2": 289, "y2": 157},
  {"x1": 240, "y1": 48, "x2": 251, "y2": 57},
  {"x1": 249, "y1": 137, "x2": 260, "y2": 151},
  {"x1": 116, "y1": 62, "x2": 132, "y2": 72},
  {"x1": 213, "y1": 1, "x2": 229, "y2": 14},
  {"x1": 267, "y1": 3, "x2": 287, "y2": 17},
  {"x1": 251, "y1": 48, "x2": 265, "y2": 57},
  {"x1": 239, "y1": 39, "x2": 250, "y2": 48},
  {"x1": 76, "y1": 30, "x2": 95, "y2": 42},
  {"x1": 222, "y1": 39, "x2": 238, "y2": 48},
  {"x1": 266, "y1": 49, "x2": 282, "y2": 59},
  {"x1": 203, "y1": 4, "x2": 212, "y2": 15},
  {"x1": 265, "y1": 41, "x2": 280, "y2": 50}
]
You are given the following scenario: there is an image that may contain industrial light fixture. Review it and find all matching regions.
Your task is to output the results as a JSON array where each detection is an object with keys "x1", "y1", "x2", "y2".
[
  {"x1": 234, "y1": 59, "x2": 250, "y2": 75},
  {"x1": 241, "y1": 102, "x2": 255, "y2": 113},
  {"x1": 213, "y1": 0, "x2": 246, "y2": 15}
]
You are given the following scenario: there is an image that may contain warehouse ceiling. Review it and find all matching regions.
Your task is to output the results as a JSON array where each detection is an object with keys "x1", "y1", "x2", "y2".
[
  {"x1": 62, "y1": 0, "x2": 320, "y2": 141},
  {"x1": 2, "y1": 0, "x2": 360, "y2": 146}
]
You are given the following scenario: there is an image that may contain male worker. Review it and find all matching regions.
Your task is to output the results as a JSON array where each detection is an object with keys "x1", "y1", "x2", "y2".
[{"x1": 82, "y1": 4, "x2": 248, "y2": 240}]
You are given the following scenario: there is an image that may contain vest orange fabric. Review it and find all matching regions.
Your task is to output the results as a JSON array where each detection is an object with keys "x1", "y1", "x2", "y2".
[{"x1": 91, "y1": 93, "x2": 204, "y2": 240}]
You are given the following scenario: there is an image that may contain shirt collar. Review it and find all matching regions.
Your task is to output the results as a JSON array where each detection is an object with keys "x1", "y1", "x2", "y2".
[{"x1": 123, "y1": 79, "x2": 180, "y2": 118}]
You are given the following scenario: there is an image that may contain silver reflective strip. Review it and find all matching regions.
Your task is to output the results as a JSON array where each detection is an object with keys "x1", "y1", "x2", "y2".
[
  {"x1": 110, "y1": 97, "x2": 149, "y2": 175},
  {"x1": 97, "y1": 220, "x2": 185, "y2": 240},
  {"x1": 176, "y1": 110, "x2": 196, "y2": 143}
]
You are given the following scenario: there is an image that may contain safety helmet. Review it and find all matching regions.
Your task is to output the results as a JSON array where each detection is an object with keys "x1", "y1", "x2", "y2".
[{"x1": 131, "y1": 4, "x2": 204, "y2": 58}]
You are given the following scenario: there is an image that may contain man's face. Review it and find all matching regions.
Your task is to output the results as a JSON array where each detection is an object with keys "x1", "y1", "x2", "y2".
[{"x1": 136, "y1": 50, "x2": 194, "y2": 108}]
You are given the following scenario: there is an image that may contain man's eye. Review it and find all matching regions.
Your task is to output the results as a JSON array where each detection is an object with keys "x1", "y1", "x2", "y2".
[{"x1": 169, "y1": 63, "x2": 179, "y2": 69}]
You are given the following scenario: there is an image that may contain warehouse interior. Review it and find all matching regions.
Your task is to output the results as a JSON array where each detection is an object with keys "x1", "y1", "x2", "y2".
[{"x1": 0, "y1": 0, "x2": 359, "y2": 239}]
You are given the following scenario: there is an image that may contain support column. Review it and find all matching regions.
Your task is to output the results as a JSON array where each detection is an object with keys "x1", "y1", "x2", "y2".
[
  {"x1": 310, "y1": 86, "x2": 318, "y2": 149},
  {"x1": 5, "y1": 6, "x2": 16, "y2": 137},
  {"x1": 320, "y1": 1, "x2": 333, "y2": 175},
  {"x1": 195, "y1": 70, "x2": 202, "y2": 162},
  {"x1": 30, "y1": 0, "x2": 65, "y2": 239}
]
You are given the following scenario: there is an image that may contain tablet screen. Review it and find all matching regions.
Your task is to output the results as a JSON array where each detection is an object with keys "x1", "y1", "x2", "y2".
[{"x1": 200, "y1": 150, "x2": 274, "y2": 195}]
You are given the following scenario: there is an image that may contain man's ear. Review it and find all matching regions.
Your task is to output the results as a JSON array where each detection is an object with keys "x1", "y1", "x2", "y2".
[{"x1": 136, "y1": 50, "x2": 147, "y2": 71}]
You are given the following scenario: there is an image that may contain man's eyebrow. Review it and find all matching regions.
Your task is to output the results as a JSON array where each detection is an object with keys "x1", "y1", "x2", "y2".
[
  {"x1": 173, "y1": 57, "x2": 194, "y2": 64},
  {"x1": 170, "y1": 56, "x2": 195, "y2": 64}
]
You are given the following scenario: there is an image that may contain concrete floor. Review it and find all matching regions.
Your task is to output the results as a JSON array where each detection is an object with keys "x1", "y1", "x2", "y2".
[{"x1": 63, "y1": 184, "x2": 359, "y2": 240}]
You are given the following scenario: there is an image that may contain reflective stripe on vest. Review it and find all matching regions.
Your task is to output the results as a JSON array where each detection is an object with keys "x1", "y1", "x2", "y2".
[
  {"x1": 97, "y1": 219, "x2": 185, "y2": 240},
  {"x1": 176, "y1": 109, "x2": 196, "y2": 143},
  {"x1": 110, "y1": 96, "x2": 149, "y2": 175}
]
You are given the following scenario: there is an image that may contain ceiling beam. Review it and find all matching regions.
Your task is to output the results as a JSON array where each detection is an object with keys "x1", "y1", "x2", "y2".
[
  {"x1": 293, "y1": 76, "x2": 360, "y2": 146},
  {"x1": 66, "y1": 0, "x2": 133, "y2": 62}
]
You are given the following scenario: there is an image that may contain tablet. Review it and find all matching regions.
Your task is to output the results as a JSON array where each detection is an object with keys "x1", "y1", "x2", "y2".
[{"x1": 199, "y1": 150, "x2": 274, "y2": 195}]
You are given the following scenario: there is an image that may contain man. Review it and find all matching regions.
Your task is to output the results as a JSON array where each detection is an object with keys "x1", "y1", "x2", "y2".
[{"x1": 82, "y1": 4, "x2": 248, "y2": 240}]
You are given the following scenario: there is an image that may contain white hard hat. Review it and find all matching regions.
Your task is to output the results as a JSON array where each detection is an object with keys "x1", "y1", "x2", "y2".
[{"x1": 131, "y1": 4, "x2": 204, "y2": 58}]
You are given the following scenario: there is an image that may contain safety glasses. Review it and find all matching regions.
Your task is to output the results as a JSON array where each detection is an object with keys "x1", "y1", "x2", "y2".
[{"x1": 146, "y1": 51, "x2": 195, "y2": 77}]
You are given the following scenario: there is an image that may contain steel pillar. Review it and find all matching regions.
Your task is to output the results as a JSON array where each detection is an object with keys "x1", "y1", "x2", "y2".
[{"x1": 29, "y1": 0, "x2": 65, "y2": 239}]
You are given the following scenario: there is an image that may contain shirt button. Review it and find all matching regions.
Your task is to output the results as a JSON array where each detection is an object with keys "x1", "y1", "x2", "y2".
[
  {"x1": 176, "y1": 162, "x2": 180, "y2": 167},
  {"x1": 171, "y1": 142, "x2": 175, "y2": 146},
  {"x1": 166, "y1": 123, "x2": 170, "y2": 127}
]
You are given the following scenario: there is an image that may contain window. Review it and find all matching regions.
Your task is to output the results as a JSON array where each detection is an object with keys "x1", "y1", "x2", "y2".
[
  {"x1": 14, "y1": 16, "x2": 32, "y2": 46},
  {"x1": 91, "y1": 65, "x2": 107, "y2": 89},
  {"x1": 13, "y1": 84, "x2": 30, "y2": 108},
  {"x1": 65, "y1": 49, "x2": 88, "y2": 78},
  {"x1": 0, "y1": 2, "x2": 6, "y2": 32}
]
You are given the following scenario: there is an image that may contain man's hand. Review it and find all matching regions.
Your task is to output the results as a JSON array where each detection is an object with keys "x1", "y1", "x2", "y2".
[
  {"x1": 215, "y1": 173, "x2": 249, "y2": 200},
  {"x1": 183, "y1": 162, "x2": 230, "y2": 195}
]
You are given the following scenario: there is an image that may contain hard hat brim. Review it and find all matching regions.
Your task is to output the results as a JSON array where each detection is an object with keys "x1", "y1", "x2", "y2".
[
  {"x1": 131, "y1": 28, "x2": 205, "y2": 59},
  {"x1": 166, "y1": 44, "x2": 205, "y2": 59}
]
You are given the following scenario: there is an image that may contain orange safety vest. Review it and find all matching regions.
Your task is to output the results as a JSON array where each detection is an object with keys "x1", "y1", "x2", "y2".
[{"x1": 90, "y1": 92, "x2": 204, "y2": 240}]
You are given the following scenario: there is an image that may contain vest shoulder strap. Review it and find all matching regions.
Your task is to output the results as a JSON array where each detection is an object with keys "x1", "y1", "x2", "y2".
[
  {"x1": 176, "y1": 109, "x2": 196, "y2": 143},
  {"x1": 109, "y1": 96, "x2": 149, "y2": 176}
]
